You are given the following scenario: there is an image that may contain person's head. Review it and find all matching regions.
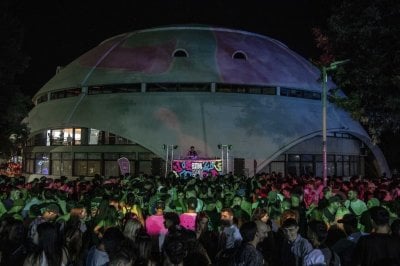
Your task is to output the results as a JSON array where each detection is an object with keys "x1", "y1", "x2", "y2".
[
  {"x1": 291, "y1": 194, "x2": 301, "y2": 208},
  {"x1": 185, "y1": 188, "x2": 197, "y2": 199},
  {"x1": 42, "y1": 203, "x2": 60, "y2": 221},
  {"x1": 328, "y1": 195, "x2": 342, "y2": 210},
  {"x1": 5, "y1": 218, "x2": 25, "y2": 244},
  {"x1": 281, "y1": 218, "x2": 299, "y2": 242},
  {"x1": 195, "y1": 212, "x2": 209, "y2": 233},
  {"x1": 123, "y1": 219, "x2": 143, "y2": 242},
  {"x1": 370, "y1": 206, "x2": 390, "y2": 228},
  {"x1": 220, "y1": 208, "x2": 234, "y2": 227},
  {"x1": 239, "y1": 221, "x2": 258, "y2": 244},
  {"x1": 102, "y1": 227, "x2": 126, "y2": 259},
  {"x1": 255, "y1": 220, "x2": 270, "y2": 242},
  {"x1": 134, "y1": 233, "x2": 154, "y2": 265},
  {"x1": 251, "y1": 208, "x2": 269, "y2": 223},
  {"x1": 70, "y1": 206, "x2": 87, "y2": 221},
  {"x1": 155, "y1": 200, "x2": 165, "y2": 214},
  {"x1": 186, "y1": 197, "x2": 197, "y2": 212},
  {"x1": 232, "y1": 196, "x2": 242, "y2": 207},
  {"x1": 280, "y1": 199, "x2": 292, "y2": 212},
  {"x1": 90, "y1": 198, "x2": 102, "y2": 217},
  {"x1": 347, "y1": 190, "x2": 358, "y2": 201},
  {"x1": 323, "y1": 187, "x2": 333, "y2": 199},
  {"x1": 307, "y1": 220, "x2": 328, "y2": 248},
  {"x1": 163, "y1": 212, "x2": 180, "y2": 230},
  {"x1": 204, "y1": 198, "x2": 216, "y2": 211},
  {"x1": 391, "y1": 219, "x2": 400, "y2": 237},
  {"x1": 177, "y1": 190, "x2": 185, "y2": 200},
  {"x1": 109, "y1": 195, "x2": 120, "y2": 208},
  {"x1": 337, "y1": 213, "x2": 358, "y2": 235},
  {"x1": 164, "y1": 236, "x2": 187, "y2": 265},
  {"x1": 367, "y1": 197, "x2": 380, "y2": 209}
]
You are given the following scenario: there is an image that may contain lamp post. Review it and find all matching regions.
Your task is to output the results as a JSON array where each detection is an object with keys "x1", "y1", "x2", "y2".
[{"x1": 321, "y1": 59, "x2": 350, "y2": 187}]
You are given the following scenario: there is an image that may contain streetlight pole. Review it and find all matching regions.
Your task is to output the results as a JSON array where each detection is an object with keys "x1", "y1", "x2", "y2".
[
  {"x1": 321, "y1": 59, "x2": 350, "y2": 187},
  {"x1": 322, "y1": 66, "x2": 328, "y2": 188}
]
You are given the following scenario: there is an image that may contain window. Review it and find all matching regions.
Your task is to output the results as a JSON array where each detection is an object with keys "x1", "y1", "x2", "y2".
[
  {"x1": 35, "y1": 153, "x2": 49, "y2": 175},
  {"x1": 108, "y1": 133, "x2": 116, "y2": 145},
  {"x1": 73, "y1": 128, "x2": 82, "y2": 145},
  {"x1": 36, "y1": 94, "x2": 48, "y2": 104},
  {"x1": 105, "y1": 161, "x2": 120, "y2": 177},
  {"x1": 52, "y1": 160, "x2": 62, "y2": 176},
  {"x1": 172, "y1": 49, "x2": 188, "y2": 58},
  {"x1": 288, "y1": 154, "x2": 301, "y2": 161},
  {"x1": 74, "y1": 161, "x2": 87, "y2": 176},
  {"x1": 62, "y1": 152, "x2": 73, "y2": 160},
  {"x1": 104, "y1": 153, "x2": 120, "y2": 160},
  {"x1": 88, "y1": 153, "x2": 102, "y2": 160},
  {"x1": 88, "y1": 84, "x2": 141, "y2": 94},
  {"x1": 52, "y1": 153, "x2": 61, "y2": 160},
  {"x1": 75, "y1": 153, "x2": 87, "y2": 160},
  {"x1": 178, "y1": 83, "x2": 210, "y2": 92},
  {"x1": 25, "y1": 159, "x2": 34, "y2": 173},
  {"x1": 138, "y1": 152, "x2": 153, "y2": 160},
  {"x1": 50, "y1": 88, "x2": 81, "y2": 100},
  {"x1": 301, "y1": 155, "x2": 313, "y2": 161},
  {"x1": 89, "y1": 129, "x2": 100, "y2": 145},
  {"x1": 279, "y1": 87, "x2": 321, "y2": 101},
  {"x1": 247, "y1": 87, "x2": 262, "y2": 94},
  {"x1": 47, "y1": 128, "x2": 73, "y2": 146},
  {"x1": 232, "y1": 51, "x2": 247, "y2": 60},
  {"x1": 88, "y1": 161, "x2": 101, "y2": 176},
  {"x1": 119, "y1": 153, "x2": 137, "y2": 160}
]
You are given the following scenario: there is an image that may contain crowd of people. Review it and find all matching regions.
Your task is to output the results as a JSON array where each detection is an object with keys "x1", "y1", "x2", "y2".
[{"x1": 0, "y1": 172, "x2": 400, "y2": 266}]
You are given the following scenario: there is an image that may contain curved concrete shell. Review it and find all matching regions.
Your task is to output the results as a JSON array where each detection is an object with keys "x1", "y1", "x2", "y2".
[{"x1": 25, "y1": 25, "x2": 390, "y2": 177}]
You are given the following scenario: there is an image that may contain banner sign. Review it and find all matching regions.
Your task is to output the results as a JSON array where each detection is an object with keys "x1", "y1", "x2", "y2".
[
  {"x1": 172, "y1": 159, "x2": 222, "y2": 177},
  {"x1": 117, "y1": 157, "x2": 130, "y2": 175}
]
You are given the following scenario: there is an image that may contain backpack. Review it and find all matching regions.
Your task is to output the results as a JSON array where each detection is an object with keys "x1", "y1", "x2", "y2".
[
  {"x1": 321, "y1": 247, "x2": 340, "y2": 266},
  {"x1": 214, "y1": 247, "x2": 238, "y2": 266}
]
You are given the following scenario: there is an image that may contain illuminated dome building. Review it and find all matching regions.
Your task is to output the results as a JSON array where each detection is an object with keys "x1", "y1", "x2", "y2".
[{"x1": 24, "y1": 25, "x2": 389, "y2": 179}]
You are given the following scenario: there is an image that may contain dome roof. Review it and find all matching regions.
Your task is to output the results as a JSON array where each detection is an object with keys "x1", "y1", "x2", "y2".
[
  {"x1": 26, "y1": 25, "x2": 390, "y2": 176},
  {"x1": 35, "y1": 25, "x2": 328, "y2": 97}
]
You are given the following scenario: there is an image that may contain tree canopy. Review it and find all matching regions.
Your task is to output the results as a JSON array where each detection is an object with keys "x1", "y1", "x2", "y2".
[
  {"x1": 0, "y1": 2, "x2": 31, "y2": 159},
  {"x1": 323, "y1": 0, "x2": 400, "y2": 143}
]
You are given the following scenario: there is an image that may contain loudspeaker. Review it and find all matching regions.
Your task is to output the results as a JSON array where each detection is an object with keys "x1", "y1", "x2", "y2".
[
  {"x1": 234, "y1": 158, "x2": 245, "y2": 176},
  {"x1": 151, "y1": 158, "x2": 163, "y2": 176}
]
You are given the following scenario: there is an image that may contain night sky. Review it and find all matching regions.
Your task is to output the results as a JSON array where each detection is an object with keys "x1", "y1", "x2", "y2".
[{"x1": 14, "y1": 0, "x2": 328, "y2": 96}]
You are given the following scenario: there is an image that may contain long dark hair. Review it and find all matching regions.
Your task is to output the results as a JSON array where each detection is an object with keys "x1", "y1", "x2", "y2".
[
  {"x1": 34, "y1": 222, "x2": 63, "y2": 266},
  {"x1": 64, "y1": 214, "x2": 83, "y2": 264}
]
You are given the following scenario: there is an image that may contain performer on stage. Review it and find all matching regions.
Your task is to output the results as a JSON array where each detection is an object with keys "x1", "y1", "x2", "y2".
[{"x1": 187, "y1": 146, "x2": 198, "y2": 159}]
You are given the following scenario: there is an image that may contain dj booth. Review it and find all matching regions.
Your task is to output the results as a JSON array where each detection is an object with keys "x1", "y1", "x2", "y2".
[{"x1": 172, "y1": 159, "x2": 222, "y2": 177}]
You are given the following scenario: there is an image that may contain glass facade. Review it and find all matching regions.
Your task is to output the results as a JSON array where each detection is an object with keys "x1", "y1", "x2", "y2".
[
  {"x1": 24, "y1": 128, "x2": 153, "y2": 177},
  {"x1": 266, "y1": 153, "x2": 362, "y2": 177},
  {"x1": 29, "y1": 128, "x2": 134, "y2": 147},
  {"x1": 35, "y1": 153, "x2": 49, "y2": 175}
]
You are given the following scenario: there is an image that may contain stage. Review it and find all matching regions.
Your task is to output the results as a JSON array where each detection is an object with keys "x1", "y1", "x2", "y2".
[{"x1": 172, "y1": 159, "x2": 222, "y2": 177}]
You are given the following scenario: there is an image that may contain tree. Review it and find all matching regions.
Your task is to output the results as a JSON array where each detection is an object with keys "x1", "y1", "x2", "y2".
[
  {"x1": 0, "y1": 2, "x2": 31, "y2": 159},
  {"x1": 320, "y1": 0, "x2": 400, "y2": 143}
]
